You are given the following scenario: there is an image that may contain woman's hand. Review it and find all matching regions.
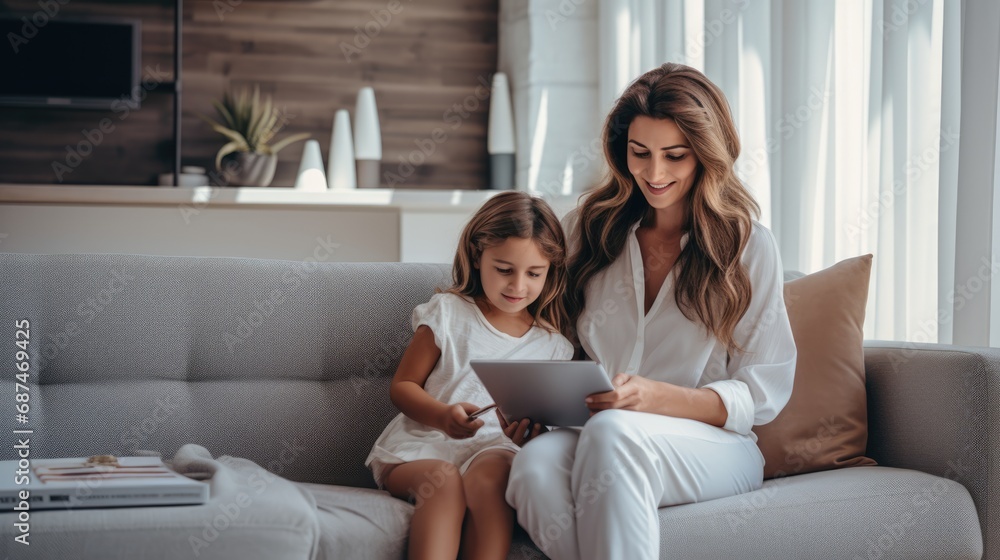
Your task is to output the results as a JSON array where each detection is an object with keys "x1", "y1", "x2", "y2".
[
  {"x1": 437, "y1": 402, "x2": 485, "y2": 439},
  {"x1": 584, "y1": 375, "x2": 730, "y2": 426},
  {"x1": 585, "y1": 373, "x2": 660, "y2": 415},
  {"x1": 497, "y1": 409, "x2": 548, "y2": 446}
]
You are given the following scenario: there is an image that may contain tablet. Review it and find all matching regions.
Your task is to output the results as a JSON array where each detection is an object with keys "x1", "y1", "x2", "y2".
[{"x1": 468, "y1": 360, "x2": 615, "y2": 427}]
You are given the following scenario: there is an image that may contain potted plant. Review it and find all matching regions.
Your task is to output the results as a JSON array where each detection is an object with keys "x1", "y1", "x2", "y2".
[{"x1": 201, "y1": 86, "x2": 310, "y2": 187}]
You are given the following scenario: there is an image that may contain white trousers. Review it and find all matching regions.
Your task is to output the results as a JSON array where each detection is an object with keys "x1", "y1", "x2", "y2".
[{"x1": 505, "y1": 409, "x2": 764, "y2": 560}]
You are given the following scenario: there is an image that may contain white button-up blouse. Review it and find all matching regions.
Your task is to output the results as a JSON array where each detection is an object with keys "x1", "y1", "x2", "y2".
[{"x1": 567, "y1": 213, "x2": 797, "y2": 441}]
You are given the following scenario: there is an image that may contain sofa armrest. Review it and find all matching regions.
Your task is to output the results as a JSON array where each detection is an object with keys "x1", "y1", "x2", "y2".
[{"x1": 864, "y1": 341, "x2": 998, "y2": 559}]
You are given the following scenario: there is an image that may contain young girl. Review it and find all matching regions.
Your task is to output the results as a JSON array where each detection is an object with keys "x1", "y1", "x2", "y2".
[{"x1": 364, "y1": 191, "x2": 574, "y2": 560}]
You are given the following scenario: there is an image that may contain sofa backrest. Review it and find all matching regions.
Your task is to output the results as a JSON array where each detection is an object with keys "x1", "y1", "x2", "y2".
[{"x1": 0, "y1": 252, "x2": 451, "y2": 488}]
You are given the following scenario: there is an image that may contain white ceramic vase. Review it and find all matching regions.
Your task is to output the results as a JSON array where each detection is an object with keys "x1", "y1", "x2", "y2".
[
  {"x1": 354, "y1": 86, "x2": 382, "y2": 189},
  {"x1": 488, "y1": 72, "x2": 516, "y2": 190},
  {"x1": 294, "y1": 139, "x2": 328, "y2": 191},
  {"x1": 328, "y1": 109, "x2": 357, "y2": 189}
]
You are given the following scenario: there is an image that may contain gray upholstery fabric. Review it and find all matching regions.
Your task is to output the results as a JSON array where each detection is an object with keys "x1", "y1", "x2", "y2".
[
  {"x1": 276, "y1": 466, "x2": 983, "y2": 560},
  {"x1": 0, "y1": 253, "x2": 991, "y2": 560},
  {"x1": 864, "y1": 341, "x2": 999, "y2": 560},
  {"x1": 0, "y1": 253, "x2": 451, "y2": 489},
  {"x1": 500, "y1": 467, "x2": 982, "y2": 560},
  {"x1": 658, "y1": 466, "x2": 980, "y2": 559}
]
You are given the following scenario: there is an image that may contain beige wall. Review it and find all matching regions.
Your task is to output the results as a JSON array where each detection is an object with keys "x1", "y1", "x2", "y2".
[{"x1": 0, "y1": 204, "x2": 401, "y2": 262}]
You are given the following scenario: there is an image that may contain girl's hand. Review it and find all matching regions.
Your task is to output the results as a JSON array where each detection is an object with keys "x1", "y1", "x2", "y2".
[
  {"x1": 585, "y1": 373, "x2": 658, "y2": 415},
  {"x1": 437, "y1": 402, "x2": 485, "y2": 439},
  {"x1": 497, "y1": 409, "x2": 548, "y2": 446}
]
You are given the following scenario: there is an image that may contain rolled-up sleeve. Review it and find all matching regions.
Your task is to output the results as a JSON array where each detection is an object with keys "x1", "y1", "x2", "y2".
[{"x1": 702, "y1": 224, "x2": 797, "y2": 435}]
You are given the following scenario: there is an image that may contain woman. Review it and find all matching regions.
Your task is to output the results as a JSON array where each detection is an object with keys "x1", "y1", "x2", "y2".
[{"x1": 501, "y1": 62, "x2": 797, "y2": 559}]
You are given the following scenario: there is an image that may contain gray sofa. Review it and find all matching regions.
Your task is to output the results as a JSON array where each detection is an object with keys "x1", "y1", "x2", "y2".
[{"x1": 0, "y1": 252, "x2": 993, "y2": 560}]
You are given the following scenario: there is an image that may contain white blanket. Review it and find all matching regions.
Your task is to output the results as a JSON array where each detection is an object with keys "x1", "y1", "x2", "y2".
[{"x1": 0, "y1": 443, "x2": 322, "y2": 560}]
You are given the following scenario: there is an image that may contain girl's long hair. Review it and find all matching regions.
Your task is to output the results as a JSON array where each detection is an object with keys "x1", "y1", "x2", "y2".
[
  {"x1": 567, "y1": 62, "x2": 760, "y2": 353},
  {"x1": 446, "y1": 191, "x2": 569, "y2": 335}
]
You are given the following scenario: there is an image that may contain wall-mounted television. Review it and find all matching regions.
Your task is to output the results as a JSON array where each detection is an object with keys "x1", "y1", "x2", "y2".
[{"x1": 0, "y1": 15, "x2": 141, "y2": 109}]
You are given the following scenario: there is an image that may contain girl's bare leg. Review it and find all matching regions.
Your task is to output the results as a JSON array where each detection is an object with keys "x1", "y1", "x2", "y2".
[
  {"x1": 459, "y1": 449, "x2": 517, "y2": 560},
  {"x1": 383, "y1": 460, "x2": 467, "y2": 560}
]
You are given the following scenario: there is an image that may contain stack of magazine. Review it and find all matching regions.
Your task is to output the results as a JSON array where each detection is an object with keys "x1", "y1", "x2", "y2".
[{"x1": 0, "y1": 456, "x2": 209, "y2": 510}]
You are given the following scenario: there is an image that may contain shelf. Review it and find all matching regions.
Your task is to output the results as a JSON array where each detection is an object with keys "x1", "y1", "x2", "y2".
[
  {"x1": 0, "y1": 184, "x2": 524, "y2": 211},
  {"x1": 0, "y1": 184, "x2": 581, "y2": 213}
]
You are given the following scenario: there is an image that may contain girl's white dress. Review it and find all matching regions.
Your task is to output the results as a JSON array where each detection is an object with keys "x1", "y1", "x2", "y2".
[{"x1": 365, "y1": 292, "x2": 574, "y2": 489}]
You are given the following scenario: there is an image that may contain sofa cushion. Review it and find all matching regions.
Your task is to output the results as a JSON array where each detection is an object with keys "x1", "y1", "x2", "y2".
[
  {"x1": 0, "y1": 448, "x2": 322, "y2": 560},
  {"x1": 460, "y1": 466, "x2": 983, "y2": 560},
  {"x1": 656, "y1": 466, "x2": 981, "y2": 559},
  {"x1": 754, "y1": 255, "x2": 878, "y2": 478}
]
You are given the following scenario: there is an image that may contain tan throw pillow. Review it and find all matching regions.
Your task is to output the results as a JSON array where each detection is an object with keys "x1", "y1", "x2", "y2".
[{"x1": 752, "y1": 254, "x2": 878, "y2": 479}]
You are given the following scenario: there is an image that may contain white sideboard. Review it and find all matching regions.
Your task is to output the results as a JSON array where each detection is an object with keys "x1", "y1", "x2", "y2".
[{"x1": 0, "y1": 185, "x2": 580, "y2": 263}]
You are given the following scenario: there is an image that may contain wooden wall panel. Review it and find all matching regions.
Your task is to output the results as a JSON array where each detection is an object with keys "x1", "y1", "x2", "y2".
[{"x1": 0, "y1": 0, "x2": 498, "y2": 189}]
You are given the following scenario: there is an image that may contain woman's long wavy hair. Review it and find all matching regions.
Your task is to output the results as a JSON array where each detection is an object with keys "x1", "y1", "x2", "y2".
[
  {"x1": 445, "y1": 191, "x2": 569, "y2": 335},
  {"x1": 567, "y1": 62, "x2": 760, "y2": 353}
]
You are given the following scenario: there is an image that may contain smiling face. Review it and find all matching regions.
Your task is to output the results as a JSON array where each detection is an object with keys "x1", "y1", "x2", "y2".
[
  {"x1": 475, "y1": 236, "x2": 551, "y2": 318},
  {"x1": 627, "y1": 115, "x2": 700, "y2": 219}
]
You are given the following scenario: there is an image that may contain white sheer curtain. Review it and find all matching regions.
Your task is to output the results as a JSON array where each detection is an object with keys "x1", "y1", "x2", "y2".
[{"x1": 594, "y1": 0, "x2": 964, "y2": 344}]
